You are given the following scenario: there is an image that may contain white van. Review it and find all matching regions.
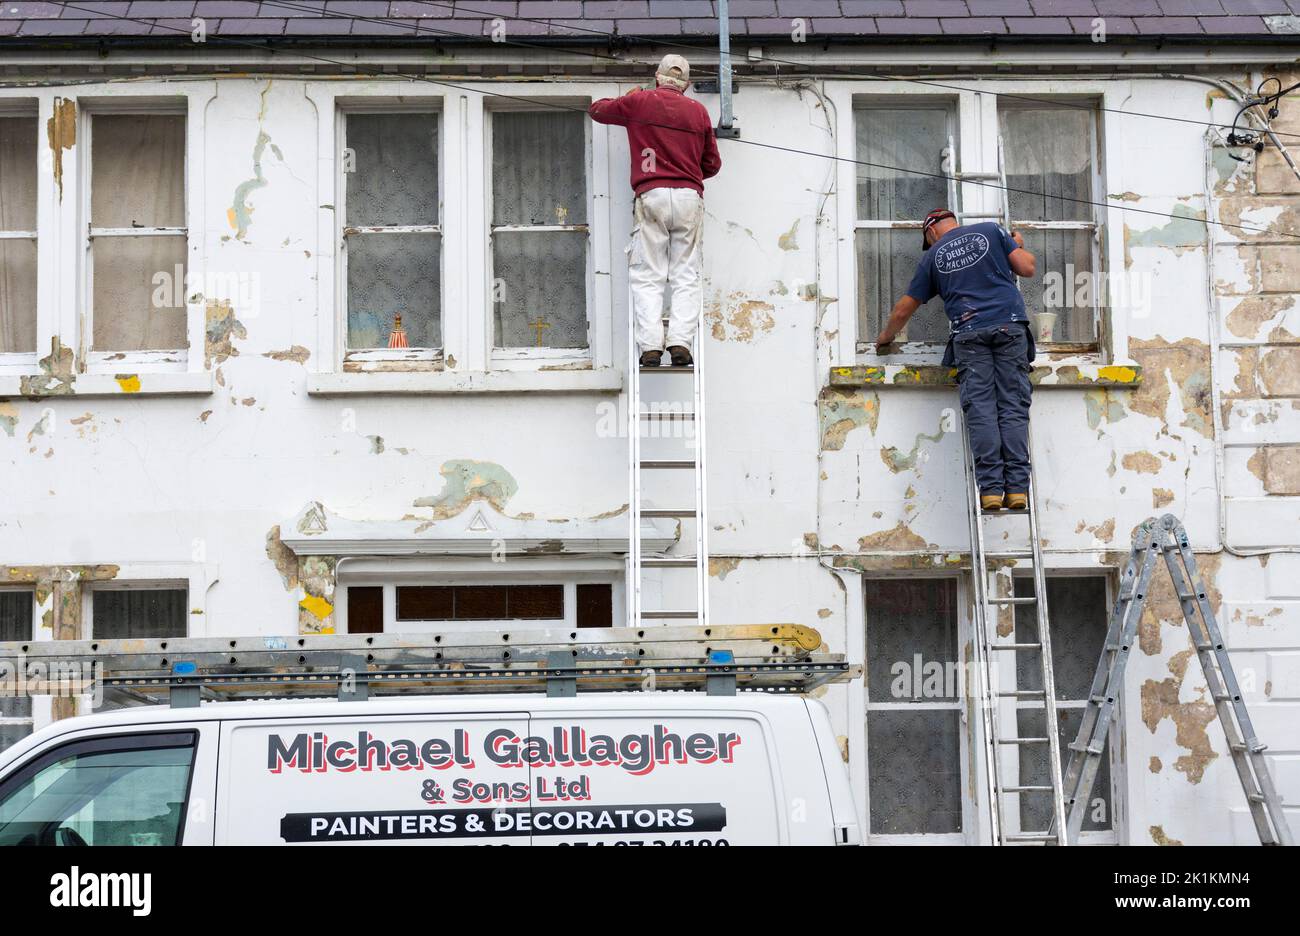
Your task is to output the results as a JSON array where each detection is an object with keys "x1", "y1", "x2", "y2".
[{"x1": 0, "y1": 693, "x2": 861, "y2": 846}]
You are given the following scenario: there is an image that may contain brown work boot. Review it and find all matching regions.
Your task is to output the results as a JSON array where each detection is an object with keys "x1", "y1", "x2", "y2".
[
  {"x1": 639, "y1": 350, "x2": 663, "y2": 367},
  {"x1": 980, "y1": 493, "x2": 1004, "y2": 512},
  {"x1": 1004, "y1": 492, "x2": 1028, "y2": 510},
  {"x1": 668, "y1": 345, "x2": 693, "y2": 367}
]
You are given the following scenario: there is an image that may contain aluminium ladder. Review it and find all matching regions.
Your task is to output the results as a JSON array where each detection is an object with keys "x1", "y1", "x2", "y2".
[
  {"x1": 1055, "y1": 515, "x2": 1292, "y2": 846},
  {"x1": 948, "y1": 133, "x2": 1070, "y2": 845},
  {"x1": 626, "y1": 288, "x2": 710, "y2": 629}
]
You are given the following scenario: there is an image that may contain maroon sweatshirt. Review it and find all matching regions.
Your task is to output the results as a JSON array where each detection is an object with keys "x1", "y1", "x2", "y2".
[{"x1": 588, "y1": 86, "x2": 722, "y2": 197}]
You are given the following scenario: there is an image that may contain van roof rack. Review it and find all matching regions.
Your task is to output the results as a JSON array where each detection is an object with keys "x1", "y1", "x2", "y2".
[{"x1": 0, "y1": 624, "x2": 855, "y2": 707}]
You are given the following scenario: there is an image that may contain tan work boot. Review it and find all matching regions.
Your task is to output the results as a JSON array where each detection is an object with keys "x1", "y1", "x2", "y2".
[
  {"x1": 1004, "y1": 492, "x2": 1028, "y2": 510},
  {"x1": 980, "y1": 493, "x2": 1004, "y2": 512}
]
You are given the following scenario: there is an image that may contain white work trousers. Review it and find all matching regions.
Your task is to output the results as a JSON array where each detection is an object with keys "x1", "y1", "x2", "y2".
[{"x1": 628, "y1": 186, "x2": 704, "y2": 354}]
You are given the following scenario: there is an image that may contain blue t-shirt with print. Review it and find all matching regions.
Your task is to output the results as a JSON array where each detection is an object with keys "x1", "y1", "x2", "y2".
[{"x1": 905, "y1": 222, "x2": 1027, "y2": 334}]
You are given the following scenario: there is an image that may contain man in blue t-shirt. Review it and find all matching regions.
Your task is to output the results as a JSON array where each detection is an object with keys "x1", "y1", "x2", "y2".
[{"x1": 874, "y1": 208, "x2": 1040, "y2": 512}]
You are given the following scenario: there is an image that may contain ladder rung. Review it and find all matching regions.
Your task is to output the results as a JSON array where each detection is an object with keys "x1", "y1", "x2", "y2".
[
  {"x1": 640, "y1": 610, "x2": 699, "y2": 620},
  {"x1": 997, "y1": 690, "x2": 1045, "y2": 698},
  {"x1": 1005, "y1": 832, "x2": 1058, "y2": 843},
  {"x1": 990, "y1": 642, "x2": 1042, "y2": 651},
  {"x1": 989, "y1": 596, "x2": 1036, "y2": 606},
  {"x1": 999, "y1": 737, "x2": 1051, "y2": 745},
  {"x1": 639, "y1": 365, "x2": 694, "y2": 373},
  {"x1": 640, "y1": 557, "x2": 697, "y2": 568},
  {"x1": 641, "y1": 508, "x2": 698, "y2": 518},
  {"x1": 1002, "y1": 785, "x2": 1054, "y2": 793},
  {"x1": 983, "y1": 551, "x2": 1033, "y2": 561},
  {"x1": 640, "y1": 459, "x2": 695, "y2": 469}
]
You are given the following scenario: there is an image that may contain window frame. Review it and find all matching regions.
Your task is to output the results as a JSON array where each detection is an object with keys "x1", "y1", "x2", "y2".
[
  {"x1": 335, "y1": 557, "x2": 624, "y2": 635},
  {"x1": 306, "y1": 82, "x2": 616, "y2": 384},
  {"x1": 836, "y1": 83, "x2": 1114, "y2": 365},
  {"x1": 82, "y1": 579, "x2": 193, "y2": 642},
  {"x1": 0, "y1": 587, "x2": 41, "y2": 750},
  {"x1": 485, "y1": 100, "x2": 596, "y2": 367},
  {"x1": 337, "y1": 101, "x2": 445, "y2": 369}
]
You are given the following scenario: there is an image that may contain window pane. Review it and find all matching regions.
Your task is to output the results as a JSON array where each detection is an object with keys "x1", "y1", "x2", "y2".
[
  {"x1": 1000, "y1": 106, "x2": 1094, "y2": 223},
  {"x1": 868, "y1": 710, "x2": 962, "y2": 834},
  {"x1": 1017, "y1": 708, "x2": 1112, "y2": 833},
  {"x1": 92, "y1": 234, "x2": 187, "y2": 351},
  {"x1": 1015, "y1": 576, "x2": 1108, "y2": 700},
  {"x1": 0, "y1": 739, "x2": 194, "y2": 846},
  {"x1": 492, "y1": 111, "x2": 586, "y2": 226},
  {"x1": 866, "y1": 578, "x2": 958, "y2": 703},
  {"x1": 346, "y1": 231, "x2": 441, "y2": 349},
  {"x1": 454, "y1": 586, "x2": 509, "y2": 620},
  {"x1": 493, "y1": 230, "x2": 587, "y2": 348},
  {"x1": 0, "y1": 723, "x2": 30, "y2": 754},
  {"x1": 345, "y1": 113, "x2": 438, "y2": 227},
  {"x1": 91, "y1": 114, "x2": 185, "y2": 229},
  {"x1": 1017, "y1": 228, "x2": 1096, "y2": 343},
  {"x1": 856, "y1": 228, "x2": 947, "y2": 343},
  {"x1": 347, "y1": 586, "x2": 384, "y2": 634},
  {"x1": 507, "y1": 585, "x2": 563, "y2": 619},
  {"x1": 0, "y1": 115, "x2": 38, "y2": 354},
  {"x1": 396, "y1": 586, "x2": 454, "y2": 621},
  {"x1": 576, "y1": 583, "x2": 612, "y2": 628},
  {"x1": 92, "y1": 589, "x2": 187, "y2": 640},
  {"x1": 0, "y1": 115, "x2": 37, "y2": 231},
  {"x1": 0, "y1": 591, "x2": 32, "y2": 641},
  {"x1": 856, "y1": 107, "x2": 950, "y2": 222}
]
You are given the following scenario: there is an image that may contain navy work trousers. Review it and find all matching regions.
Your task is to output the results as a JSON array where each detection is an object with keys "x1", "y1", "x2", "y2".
[{"x1": 953, "y1": 323, "x2": 1033, "y2": 494}]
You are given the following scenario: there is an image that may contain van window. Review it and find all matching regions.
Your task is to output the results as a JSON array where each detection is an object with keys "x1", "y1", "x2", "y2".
[{"x1": 0, "y1": 732, "x2": 195, "y2": 846}]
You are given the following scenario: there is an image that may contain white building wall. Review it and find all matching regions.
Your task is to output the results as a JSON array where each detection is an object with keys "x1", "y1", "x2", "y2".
[{"x1": 1, "y1": 55, "x2": 1297, "y2": 844}]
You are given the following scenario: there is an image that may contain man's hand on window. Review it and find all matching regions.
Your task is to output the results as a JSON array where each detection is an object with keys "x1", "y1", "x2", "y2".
[
  {"x1": 1010, "y1": 229, "x2": 1025, "y2": 249},
  {"x1": 874, "y1": 332, "x2": 897, "y2": 353}
]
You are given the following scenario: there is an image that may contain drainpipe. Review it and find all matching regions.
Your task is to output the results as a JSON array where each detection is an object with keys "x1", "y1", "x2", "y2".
[{"x1": 715, "y1": 0, "x2": 740, "y2": 138}]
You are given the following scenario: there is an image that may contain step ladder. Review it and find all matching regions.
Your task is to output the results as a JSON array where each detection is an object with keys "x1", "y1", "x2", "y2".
[
  {"x1": 1056, "y1": 515, "x2": 1293, "y2": 846},
  {"x1": 948, "y1": 132, "x2": 1069, "y2": 845},
  {"x1": 962, "y1": 427, "x2": 1070, "y2": 846},
  {"x1": 626, "y1": 294, "x2": 710, "y2": 628}
]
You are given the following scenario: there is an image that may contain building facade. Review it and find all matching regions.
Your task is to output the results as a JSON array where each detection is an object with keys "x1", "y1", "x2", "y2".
[{"x1": 1, "y1": 1, "x2": 1298, "y2": 844}]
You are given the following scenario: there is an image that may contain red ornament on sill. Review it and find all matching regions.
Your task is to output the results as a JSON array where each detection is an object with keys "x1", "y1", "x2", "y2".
[{"x1": 388, "y1": 314, "x2": 409, "y2": 349}]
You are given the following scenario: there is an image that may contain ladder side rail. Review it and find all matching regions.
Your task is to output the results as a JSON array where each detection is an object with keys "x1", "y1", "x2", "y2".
[
  {"x1": 1064, "y1": 533, "x2": 1162, "y2": 843},
  {"x1": 1024, "y1": 428, "x2": 1069, "y2": 844},
  {"x1": 627, "y1": 280, "x2": 643, "y2": 628},
  {"x1": 1160, "y1": 523, "x2": 1292, "y2": 846},
  {"x1": 962, "y1": 423, "x2": 1004, "y2": 843},
  {"x1": 693, "y1": 304, "x2": 710, "y2": 628}
]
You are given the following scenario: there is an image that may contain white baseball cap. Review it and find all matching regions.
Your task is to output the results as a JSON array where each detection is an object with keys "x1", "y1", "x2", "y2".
[{"x1": 656, "y1": 54, "x2": 690, "y2": 87}]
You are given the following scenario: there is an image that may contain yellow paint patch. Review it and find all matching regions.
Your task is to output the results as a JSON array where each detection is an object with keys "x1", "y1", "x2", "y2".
[
  {"x1": 115, "y1": 375, "x2": 141, "y2": 393},
  {"x1": 299, "y1": 595, "x2": 334, "y2": 619},
  {"x1": 1096, "y1": 365, "x2": 1137, "y2": 384}
]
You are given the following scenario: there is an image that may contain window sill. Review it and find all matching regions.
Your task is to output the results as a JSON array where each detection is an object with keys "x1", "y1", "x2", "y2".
[
  {"x1": 306, "y1": 367, "x2": 624, "y2": 396},
  {"x1": 829, "y1": 362, "x2": 1143, "y2": 389},
  {"x1": 0, "y1": 371, "x2": 215, "y2": 399}
]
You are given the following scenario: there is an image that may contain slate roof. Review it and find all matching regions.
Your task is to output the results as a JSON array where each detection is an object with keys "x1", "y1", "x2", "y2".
[{"x1": 1, "y1": 0, "x2": 1298, "y2": 42}]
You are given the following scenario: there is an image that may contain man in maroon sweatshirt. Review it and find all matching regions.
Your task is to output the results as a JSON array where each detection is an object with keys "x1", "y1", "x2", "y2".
[{"x1": 589, "y1": 55, "x2": 722, "y2": 367}]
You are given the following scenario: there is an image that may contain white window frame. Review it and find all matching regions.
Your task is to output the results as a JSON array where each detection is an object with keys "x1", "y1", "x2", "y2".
[
  {"x1": 851, "y1": 97, "x2": 960, "y2": 352},
  {"x1": 0, "y1": 84, "x2": 214, "y2": 388},
  {"x1": 0, "y1": 99, "x2": 40, "y2": 371},
  {"x1": 485, "y1": 99, "x2": 596, "y2": 368},
  {"x1": 830, "y1": 80, "x2": 1120, "y2": 367},
  {"x1": 306, "y1": 82, "x2": 616, "y2": 385},
  {"x1": 335, "y1": 556, "x2": 624, "y2": 635},
  {"x1": 337, "y1": 101, "x2": 445, "y2": 369},
  {"x1": 862, "y1": 573, "x2": 975, "y2": 846}
]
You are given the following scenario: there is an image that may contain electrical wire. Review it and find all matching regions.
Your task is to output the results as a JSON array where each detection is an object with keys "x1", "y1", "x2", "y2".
[{"x1": 44, "y1": 1, "x2": 1300, "y2": 240}]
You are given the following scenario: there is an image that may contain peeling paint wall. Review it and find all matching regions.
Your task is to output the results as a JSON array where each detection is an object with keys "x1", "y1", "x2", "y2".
[{"x1": 0, "y1": 64, "x2": 1297, "y2": 844}]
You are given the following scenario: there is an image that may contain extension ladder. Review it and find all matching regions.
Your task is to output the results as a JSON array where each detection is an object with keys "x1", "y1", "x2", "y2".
[
  {"x1": 1056, "y1": 515, "x2": 1293, "y2": 846},
  {"x1": 626, "y1": 288, "x2": 710, "y2": 628},
  {"x1": 962, "y1": 428, "x2": 1070, "y2": 845}
]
